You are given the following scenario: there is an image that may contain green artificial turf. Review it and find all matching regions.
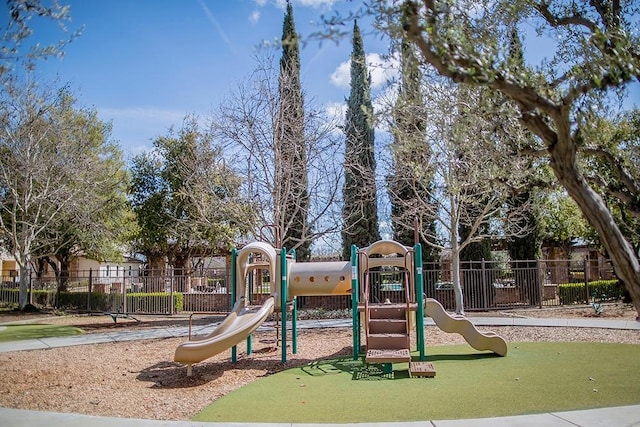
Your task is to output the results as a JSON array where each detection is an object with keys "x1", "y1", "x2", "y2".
[
  {"x1": 0, "y1": 324, "x2": 84, "y2": 342},
  {"x1": 193, "y1": 342, "x2": 640, "y2": 423}
]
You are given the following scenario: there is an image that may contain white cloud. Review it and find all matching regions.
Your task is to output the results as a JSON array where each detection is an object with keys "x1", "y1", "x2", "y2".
[
  {"x1": 249, "y1": 10, "x2": 260, "y2": 24},
  {"x1": 295, "y1": 0, "x2": 337, "y2": 7},
  {"x1": 255, "y1": 0, "x2": 267, "y2": 6},
  {"x1": 329, "y1": 53, "x2": 400, "y2": 90},
  {"x1": 329, "y1": 60, "x2": 351, "y2": 88},
  {"x1": 367, "y1": 53, "x2": 399, "y2": 89}
]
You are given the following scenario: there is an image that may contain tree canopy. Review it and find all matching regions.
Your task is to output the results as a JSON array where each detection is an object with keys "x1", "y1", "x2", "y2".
[
  {"x1": 322, "y1": 0, "x2": 640, "y2": 315},
  {"x1": 342, "y1": 20, "x2": 381, "y2": 259},
  {"x1": 276, "y1": 1, "x2": 312, "y2": 259},
  {"x1": 0, "y1": 84, "x2": 129, "y2": 306},
  {"x1": 129, "y1": 116, "x2": 256, "y2": 274}
]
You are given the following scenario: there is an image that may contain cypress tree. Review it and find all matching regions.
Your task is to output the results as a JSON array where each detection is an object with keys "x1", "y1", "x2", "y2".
[
  {"x1": 342, "y1": 20, "x2": 380, "y2": 260},
  {"x1": 276, "y1": 1, "x2": 311, "y2": 260},
  {"x1": 388, "y1": 13, "x2": 438, "y2": 264},
  {"x1": 505, "y1": 28, "x2": 543, "y2": 305}
]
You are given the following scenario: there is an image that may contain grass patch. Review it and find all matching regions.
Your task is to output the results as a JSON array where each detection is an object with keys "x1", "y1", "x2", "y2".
[
  {"x1": 0, "y1": 324, "x2": 84, "y2": 342},
  {"x1": 193, "y1": 342, "x2": 640, "y2": 423}
]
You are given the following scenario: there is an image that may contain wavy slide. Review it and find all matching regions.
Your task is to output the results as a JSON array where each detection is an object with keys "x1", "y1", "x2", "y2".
[
  {"x1": 424, "y1": 298, "x2": 507, "y2": 356},
  {"x1": 174, "y1": 297, "x2": 275, "y2": 373}
]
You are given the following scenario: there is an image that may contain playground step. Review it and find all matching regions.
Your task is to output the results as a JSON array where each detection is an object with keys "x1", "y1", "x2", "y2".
[
  {"x1": 410, "y1": 361, "x2": 436, "y2": 377},
  {"x1": 367, "y1": 333, "x2": 410, "y2": 350},
  {"x1": 358, "y1": 302, "x2": 419, "y2": 312},
  {"x1": 365, "y1": 348, "x2": 411, "y2": 364},
  {"x1": 368, "y1": 318, "x2": 407, "y2": 334},
  {"x1": 368, "y1": 305, "x2": 406, "y2": 320}
]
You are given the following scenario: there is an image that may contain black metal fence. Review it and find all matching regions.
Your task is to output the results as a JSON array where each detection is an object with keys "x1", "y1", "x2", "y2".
[{"x1": 0, "y1": 257, "x2": 622, "y2": 315}]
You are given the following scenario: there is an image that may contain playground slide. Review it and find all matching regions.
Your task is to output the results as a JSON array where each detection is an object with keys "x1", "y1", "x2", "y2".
[
  {"x1": 424, "y1": 298, "x2": 507, "y2": 356},
  {"x1": 174, "y1": 297, "x2": 275, "y2": 366}
]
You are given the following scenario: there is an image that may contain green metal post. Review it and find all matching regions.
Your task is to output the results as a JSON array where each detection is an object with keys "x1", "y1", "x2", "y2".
[
  {"x1": 351, "y1": 244, "x2": 360, "y2": 360},
  {"x1": 414, "y1": 243, "x2": 425, "y2": 361},
  {"x1": 231, "y1": 248, "x2": 238, "y2": 363},
  {"x1": 289, "y1": 249, "x2": 297, "y2": 355},
  {"x1": 280, "y1": 247, "x2": 288, "y2": 363},
  {"x1": 246, "y1": 255, "x2": 253, "y2": 355},
  {"x1": 292, "y1": 296, "x2": 297, "y2": 354}
]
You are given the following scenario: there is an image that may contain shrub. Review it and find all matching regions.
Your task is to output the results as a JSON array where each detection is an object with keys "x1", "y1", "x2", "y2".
[
  {"x1": 558, "y1": 279, "x2": 622, "y2": 305},
  {"x1": 1, "y1": 289, "x2": 183, "y2": 313},
  {"x1": 588, "y1": 280, "x2": 625, "y2": 301},
  {"x1": 124, "y1": 292, "x2": 184, "y2": 313}
]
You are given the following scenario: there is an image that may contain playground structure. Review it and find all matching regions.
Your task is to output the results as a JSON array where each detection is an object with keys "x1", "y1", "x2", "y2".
[{"x1": 174, "y1": 239, "x2": 507, "y2": 376}]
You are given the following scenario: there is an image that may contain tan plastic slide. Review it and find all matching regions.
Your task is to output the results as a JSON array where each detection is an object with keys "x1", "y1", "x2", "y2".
[
  {"x1": 424, "y1": 298, "x2": 507, "y2": 356},
  {"x1": 174, "y1": 297, "x2": 275, "y2": 372}
]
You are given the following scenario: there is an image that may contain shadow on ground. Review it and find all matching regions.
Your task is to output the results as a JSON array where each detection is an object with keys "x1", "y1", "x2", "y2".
[{"x1": 137, "y1": 345, "x2": 353, "y2": 389}]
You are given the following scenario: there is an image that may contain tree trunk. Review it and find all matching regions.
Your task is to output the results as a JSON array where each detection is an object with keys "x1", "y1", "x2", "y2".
[
  {"x1": 550, "y1": 124, "x2": 640, "y2": 318},
  {"x1": 18, "y1": 269, "x2": 29, "y2": 309},
  {"x1": 13, "y1": 251, "x2": 30, "y2": 309},
  {"x1": 145, "y1": 254, "x2": 166, "y2": 292},
  {"x1": 451, "y1": 247, "x2": 464, "y2": 315}
]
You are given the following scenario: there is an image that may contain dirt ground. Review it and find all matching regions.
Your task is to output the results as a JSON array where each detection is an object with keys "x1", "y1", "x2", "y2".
[{"x1": 0, "y1": 303, "x2": 638, "y2": 421}]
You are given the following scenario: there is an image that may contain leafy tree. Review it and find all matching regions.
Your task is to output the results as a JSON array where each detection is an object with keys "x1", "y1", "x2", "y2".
[
  {"x1": 0, "y1": 84, "x2": 125, "y2": 308},
  {"x1": 507, "y1": 188, "x2": 546, "y2": 305},
  {"x1": 319, "y1": 0, "x2": 640, "y2": 316},
  {"x1": 396, "y1": 0, "x2": 640, "y2": 316},
  {"x1": 129, "y1": 116, "x2": 256, "y2": 278},
  {"x1": 276, "y1": 1, "x2": 311, "y2": 259},
  {"x1": 388, "y1": 81, "x2": 531, "y2": 314},
  {"x1": 342, "y1": 20, "x2": 381, "y2": 260},
  {"x1": 30, "y1": 95, "x2": 136, "y2": 295},
  {"x1": 579, "y1": 110, "x2": 640, "y2": 252},
  {"x1": 540, "y1": 189, "x2": 594, "y2": 254},
  {"x1": 387, "y1": 7, "x2": 438, "y2": 265}
]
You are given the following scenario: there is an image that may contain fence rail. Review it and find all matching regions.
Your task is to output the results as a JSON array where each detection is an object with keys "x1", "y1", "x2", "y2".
[{"x1": 0, "y1": 258, "x2": 624, "y2": 315}]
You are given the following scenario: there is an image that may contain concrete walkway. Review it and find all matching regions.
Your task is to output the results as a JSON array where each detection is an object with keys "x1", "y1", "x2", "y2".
[
  {"x1": 1, "y1": 315, "x2": 639, "y2": 426},
  {"x1": 0, "y1": 315, "x2": 638, "y2": 353}
]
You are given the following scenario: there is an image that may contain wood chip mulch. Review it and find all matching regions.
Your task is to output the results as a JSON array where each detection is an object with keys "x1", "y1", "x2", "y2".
[{"x1": 0, "y1": 305, "x2": 638, "y2": 421}]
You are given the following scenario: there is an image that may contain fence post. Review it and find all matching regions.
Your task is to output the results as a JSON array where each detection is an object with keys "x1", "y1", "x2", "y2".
[
  {"x1": 122, "y1": 269, "x2": 127, "y2": 313},
  {"x1": 537, "y1": 260, "x2": 543, "y2": 308},
  {"x1": 28, "y1": 267, "x2": 33, "y2": 305},
  {"x1": 87, "y1": 269, "x2": 93, "y2": 311},
  {"x1": 481, "y1": 259, "x2": 488, "y2": 310},
  {"x1": 584, "y1": 257, "x2": 590, "y2": 304},
  {"x1": 170, "y1": 275, "x2": 175, "y2": 315}
]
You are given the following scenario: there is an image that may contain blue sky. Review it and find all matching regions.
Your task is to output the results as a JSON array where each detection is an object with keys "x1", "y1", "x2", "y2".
[
  {"x1": 4, "y1": 0, "x2": 639, "y2": 160},
  {"x1": 19, "y1": 0, "x2": 390, "y2": 158}
]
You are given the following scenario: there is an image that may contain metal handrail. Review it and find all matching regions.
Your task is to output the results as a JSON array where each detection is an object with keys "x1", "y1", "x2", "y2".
[
  {"x1": 402, "y1": 250, "x2": 414, "y2": 327},
  {"x1": 359, "y1": 249, "x2": 371, "y2": 339}
]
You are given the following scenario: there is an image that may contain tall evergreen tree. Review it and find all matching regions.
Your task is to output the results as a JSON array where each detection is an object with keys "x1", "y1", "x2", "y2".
[
  {"x1": 388, "y1": 12, "x2": 438, "y2": 264},
  {"x1": 505, "y1": 28, "x2": 544, "y2": 305},
  {"x1": 342, "y1": 20, "x2": 380, "y2": 260},
  {"x1": 275, "y1": 1, "x2": 311, "y2": 259}
]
